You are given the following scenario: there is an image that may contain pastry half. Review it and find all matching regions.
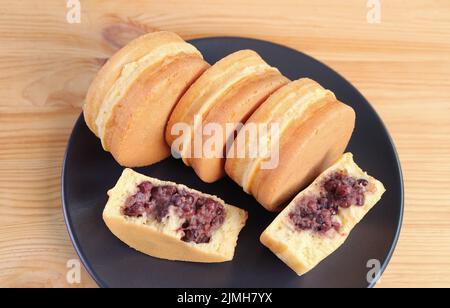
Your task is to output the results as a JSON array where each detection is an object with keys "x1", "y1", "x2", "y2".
[
  {"x1": 165, "y1": 50, "x2": 289, "y2": 183},
  {"x1": 260, "y1": 153, "x2": 385, "y2": 276},
  {"x1": 225, "y1": 78, "x2": 356, "y2": 211},
  {"x1": 103, "y1": 168, "x2": 248, "y2": 262},
  {"x1": 83, "y1": 31, "x2": 209, "y2": 167}
]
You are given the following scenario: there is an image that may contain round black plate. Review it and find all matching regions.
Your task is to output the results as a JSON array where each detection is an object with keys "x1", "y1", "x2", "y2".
[{"x1": 62, "y1": 37, "x2": 403, "y2": 288}]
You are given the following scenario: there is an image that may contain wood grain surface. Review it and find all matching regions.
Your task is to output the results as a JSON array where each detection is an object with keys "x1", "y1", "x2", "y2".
[{"x1": 0, "y1": 0, "x2": 449, "y2": 288}]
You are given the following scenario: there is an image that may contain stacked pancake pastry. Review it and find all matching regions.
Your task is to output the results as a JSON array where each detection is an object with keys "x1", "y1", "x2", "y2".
[
  {"x1": 166, "y1": 50, "x2": 289, "y2": 183},
  {"x1": 83, "y1": 31, "x2": 209, "y2": 167},
  {"x1": 85, "y1": 32, "x2": 386, "y2": 272},
  {"x1": 260, "y1": 153, "x2": 385, "y2": 275},
  {"x1": 103, "y1": 168, "x2": 247, "y2": 262},
  {"x1": 226, "y1": 78, "x2": 356, "y2": 211}
]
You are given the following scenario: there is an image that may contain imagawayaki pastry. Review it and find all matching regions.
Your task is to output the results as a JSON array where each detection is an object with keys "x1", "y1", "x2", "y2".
[
  {"x1": 260, "y1": 153, "x2": 385, "y2": 275},
  {"x1": 83, "y1": 31, "x2": 209, "y2": 167},
  {"x1": 225, "y1": 78, "x2": 356, "y2": 211},
  {"x1": 165, "y1": 50, "x2": 289, "y2": 183},
  {"x1": 103, "y1": 168, "x2": 248, "y2": 262}
]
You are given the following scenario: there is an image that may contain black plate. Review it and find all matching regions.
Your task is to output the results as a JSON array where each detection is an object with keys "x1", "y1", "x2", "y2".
[{"x1": 62, "y1": 37, "x2": 404, "y2": 288}]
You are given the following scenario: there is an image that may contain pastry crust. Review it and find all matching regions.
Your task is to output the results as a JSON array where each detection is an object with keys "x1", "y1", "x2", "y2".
[
  {"x1": 104, "y1": 54, "x2": 208, "y2": 166},
  {"x1": 84, "y1": 31, "x2": 194, "y2": 135},
  {"x1": 103, "y1": 169, "x2": 248, "y2": 263},
  {"x1": 188, "y1": 71, "x2": 289, "y2": 182},
  {"x1": 83, "y1": 31, "x2": 209, "y2": 167},
  {"x1": 165, "y1": 50, "x2": 287, "y2": 182},
  {"x1": 225, "y1": 78, "x2": 356, "y2": 211},
  {"x1": 260, "y1": 153, "x2": 386, "y2": 276}
]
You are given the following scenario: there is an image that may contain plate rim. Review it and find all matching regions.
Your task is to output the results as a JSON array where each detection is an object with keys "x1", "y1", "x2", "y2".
[{"x1": 61, "y1": 36, "x2": 404, "y2": 288}]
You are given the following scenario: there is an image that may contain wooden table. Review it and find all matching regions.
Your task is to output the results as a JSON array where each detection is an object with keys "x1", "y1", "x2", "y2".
[{"x1": 1, "y1": 0, "x2": 449, "y2": 288}]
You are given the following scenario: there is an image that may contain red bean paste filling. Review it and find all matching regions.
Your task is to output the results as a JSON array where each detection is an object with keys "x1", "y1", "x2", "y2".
[
  {"x1": 122, "y1": 181, "x2": 225, "y2": 244},
  {"x1": 288, "y1": 171, "x2": 369, "y2": 234}
]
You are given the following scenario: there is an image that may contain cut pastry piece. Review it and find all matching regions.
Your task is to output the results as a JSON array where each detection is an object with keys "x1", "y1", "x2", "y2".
[
  {"x1": 103, "y1": 168, "x2": 248, "y2": 262},
  {"x1": 165, "y1": 50, "x2": 289, "y2": 183},
  {"x1": 225, "y1": 78, "x2": 356, "y2": 211},
  {"x1": 260, "y1": 153, "x2": 385, "y2": 276},
  {"x1": 83, "y1": 31, "x2": 209, "y2": 167}
]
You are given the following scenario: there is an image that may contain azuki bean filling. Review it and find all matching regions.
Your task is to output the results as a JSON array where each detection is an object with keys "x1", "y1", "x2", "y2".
[
  {"x1": 288, "y1": 170, "x2": 369, "y2": 234},
  {"x1": 122, "y1": 182, "x2": 225, "y2": 244}
]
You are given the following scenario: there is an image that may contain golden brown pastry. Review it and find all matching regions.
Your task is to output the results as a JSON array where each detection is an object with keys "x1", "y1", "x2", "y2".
[
  {"x1": 165, "y1": 50, "x2": 289, "y2": 183},
  {"x1": 260, "y1": 153, "x2": 385, "y2": 275},
  {"x1": 225, "y1": 78, "x2": 356, "y2": 211},
  {"x1": 103, "y1": 168, "x2": 248, "y2": 262},
  {"x1": 83, "y1": 31, "x2": 209, "y2": 167}
]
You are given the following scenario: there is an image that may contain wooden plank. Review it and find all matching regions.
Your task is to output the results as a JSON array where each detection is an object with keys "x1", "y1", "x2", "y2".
[{"x1": 0, "y1": 0, "x2": 449, "y2": 287}]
